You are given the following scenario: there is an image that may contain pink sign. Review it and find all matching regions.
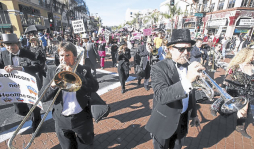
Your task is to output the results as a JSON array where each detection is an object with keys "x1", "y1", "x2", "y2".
[{"x1": 143, "y1": 29, "x2": 152, "y2": 36}]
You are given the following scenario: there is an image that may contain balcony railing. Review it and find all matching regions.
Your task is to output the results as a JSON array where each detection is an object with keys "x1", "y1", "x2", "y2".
[
  {"x1": 228, "y1": 0, "x2": 236, "y2": 8},
  {"x1": 217, "y1": 1, "x2": 225, "y2": 10},
  {"x1": 0, "y1": 11, "x2": 11, "y2": 24}
]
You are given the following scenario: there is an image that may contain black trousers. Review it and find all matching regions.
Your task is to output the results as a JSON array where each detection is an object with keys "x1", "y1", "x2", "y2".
[
  {"x1": 13, "y1": 103, "x2": 41, "y2": 127},
  {"x1": 55, "y1": 110, "x2": 94, "y2": 149},
  {"x1": 111, "y1": 51, "x2": 118, "y2": 67},
  {"x1": 152, "y1": 111, "x2": 188, "y2": 149},
  {"x1": 118, "y1": 62, "x2": 129, "y2": 90},
  {"x1": 85, "y1": 58, "x2": 96, "y2": 77}
]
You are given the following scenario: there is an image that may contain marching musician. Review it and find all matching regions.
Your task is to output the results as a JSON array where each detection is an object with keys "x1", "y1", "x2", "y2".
[
  {"x1": 190, "y1": 38, "x2": 208, "y2": 65},
  {"x1": 0, "y1": 34, "x2": 42, "y2": 132},
  {"x1": 145, "y1": 29, "x2": 204, "y2": 149},
  {"x1": 117, "y1": 41, "x2": 131, "y2": 94},
  {"x1": 207, "y1": 43, "x2": 223, "y2": 78},
  {"x1": 82, "y1": 33, "x2": 99, "y2": 78},
  {"x1": 40, "y1": 42, "x2": 99, "y2": 148},
  {"x1": 210, "y1": 47, "x2": 254, "y2": 139}
]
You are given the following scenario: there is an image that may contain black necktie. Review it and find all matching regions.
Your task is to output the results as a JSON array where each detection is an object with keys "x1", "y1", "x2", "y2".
[
  {"x1": 173, "y1": 61, "x2": 188, "y2": 68},
  {"x1": 11, "y1": 54, "x2": 19, "y2": 57}
]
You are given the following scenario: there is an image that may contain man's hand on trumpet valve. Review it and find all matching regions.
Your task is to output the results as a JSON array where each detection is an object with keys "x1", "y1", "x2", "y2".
[{"x1": 186, "y1": 61, "x2": 205, "y2": 83}]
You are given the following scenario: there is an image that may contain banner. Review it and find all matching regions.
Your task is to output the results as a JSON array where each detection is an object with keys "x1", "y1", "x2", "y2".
[
  {"x1": 0, "y1": 70, "x2": 43, "y2": 110},
  {"x1": 132, "y1": 32, "x2": 141, "y2": 40},
  {"x1": 143, "y1": 29, "x2": 152, "y2": 36},
  {"x1": 72, "y1": 20, "x2": 85, "y2": 34}
]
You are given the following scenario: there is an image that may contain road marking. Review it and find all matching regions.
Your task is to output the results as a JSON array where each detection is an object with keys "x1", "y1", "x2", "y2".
[{"x1": 0, "y1": 69, "x2": 136, "y2": 143}]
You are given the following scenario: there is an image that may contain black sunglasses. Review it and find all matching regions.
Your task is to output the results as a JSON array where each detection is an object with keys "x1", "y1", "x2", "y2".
[{"x1": 172, "y1": 46, "x2": 192, "y2": 53}]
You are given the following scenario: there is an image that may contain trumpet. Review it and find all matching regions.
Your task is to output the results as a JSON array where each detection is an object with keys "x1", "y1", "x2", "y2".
[
  {"x1": 8, "y1": 51, "x2": 84, "y2": 149},
  {"x1": 183, "y1": 57, "x2": 249, "y2": 114}
]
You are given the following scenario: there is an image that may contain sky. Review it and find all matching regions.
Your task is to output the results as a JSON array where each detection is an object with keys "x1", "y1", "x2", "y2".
[{"x1": 85, "y1": 0, "x2": 167, "y2": 26}]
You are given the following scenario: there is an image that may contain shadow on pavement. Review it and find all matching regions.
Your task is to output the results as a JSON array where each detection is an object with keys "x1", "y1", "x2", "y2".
[{"x1": 93, "y1": 124, "x2": 151, "y2": 149}]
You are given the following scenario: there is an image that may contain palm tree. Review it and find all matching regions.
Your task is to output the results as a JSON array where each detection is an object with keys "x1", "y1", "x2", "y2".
[
  {"x1": 160, "y1": 2, "x2": 182, "y2": 34},
  {"x1": 143, "y1": 10, "x2": 160, "y2": 28}
]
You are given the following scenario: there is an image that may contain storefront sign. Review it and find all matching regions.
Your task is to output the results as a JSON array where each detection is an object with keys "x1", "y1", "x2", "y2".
[
  {"x1": 234, "y1": 28, "x2": 249, "y2": 33},
  {"x1": 72, "y1": 20, "x2": 85, "y2": 33},
  {"x1": 207, "y1": 19, "x2": 227, "y2": 27},
  {"x1": 239, "y1": 19, "x2": 254, "y2": 26}
]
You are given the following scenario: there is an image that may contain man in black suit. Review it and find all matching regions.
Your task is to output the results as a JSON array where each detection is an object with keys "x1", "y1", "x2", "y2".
[
  {"x1": 0, "y1": 33, "x2": 42, "y2": 132},
  {"x1": 40, "y1": 42, "x2": 99, "y2": 149},
  {"x1": 190, "y1": 38, "x2": 208, "y2": 65},
  {"x1": 145, "y1": 29, "x2": 204, "y2": 149}
]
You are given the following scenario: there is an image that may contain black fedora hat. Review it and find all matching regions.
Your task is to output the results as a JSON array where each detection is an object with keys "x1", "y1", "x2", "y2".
[
  {"x1": 2, "y1": 34, "x2": 19, "y2": 44},
  {"x1": 167, "y1": 29, "x2": 195, "y2": 46}
]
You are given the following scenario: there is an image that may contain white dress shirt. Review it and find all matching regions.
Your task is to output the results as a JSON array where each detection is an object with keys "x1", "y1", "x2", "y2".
[
  {"x1": 12, "y1": 50, "x2": 24, "y2": 71},
  {"x1": 83, "y1": 42, "x2": 89, "y2": 58},
  {"x1": 12, "y1": 50, "x2": 20, "y2": 67},
  {"x1": 175, "y1": 63, "x2": 193, "y2": 113},
  {"x1": 61, "y1": 91, "x2": 83, "y2": 116}
]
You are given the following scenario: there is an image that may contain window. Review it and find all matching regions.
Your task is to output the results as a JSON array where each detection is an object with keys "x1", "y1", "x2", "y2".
[
  {"x1": 228, "y1": 0, "x2": 236, "y2": 8},
  {"x1": 217, "y1": 0, "x2": 225, "y2": 10},
  {"x1": 241, "y1": 0, "x2": 248, "y2": 7},
  {"x1": 0, "y1": 11, "x2": 11, "y2": 24},
  {"x1": 209, "y1": 3, "x2": 215, "y2": 12},
  {"x1": 249, "y1": 0, "x2": 254, "y2": 7}
]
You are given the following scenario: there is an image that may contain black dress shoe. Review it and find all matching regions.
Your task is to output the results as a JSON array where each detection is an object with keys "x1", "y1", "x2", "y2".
[
  {"x1": 144, "y1": 85, "x2": 149, "y2": 91},
  {"x1": 121, "y1": 89, "x2": 125, "y2": 94},
  {"x1": 236, "y1": 126, "x2": 252, "y2": 139},
  {"x1": 137, "y1": 79, "x2": 141, "y2": 86}
]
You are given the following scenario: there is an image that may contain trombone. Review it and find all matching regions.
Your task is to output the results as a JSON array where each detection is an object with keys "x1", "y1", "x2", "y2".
[{"x1": 8, "y1": 51, "x2": 84, "y2": 149}]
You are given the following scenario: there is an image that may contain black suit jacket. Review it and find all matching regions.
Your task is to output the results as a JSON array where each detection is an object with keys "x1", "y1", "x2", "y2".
[
  {"x1": 145, "y1": 58, "x2": 197, "y2": 139},
  {"x1": 190, "y1": 46, "x2": 208, "y2": 63},
  {"x1": 0, "y1": 49, "x2": 40, "y2": 76},
  {"x1": 39, "y1": 65, "x2": 99, "y2": 127}
]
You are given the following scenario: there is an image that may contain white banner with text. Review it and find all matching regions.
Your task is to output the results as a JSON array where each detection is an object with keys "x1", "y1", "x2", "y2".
[{"x1": 0, "y1": 69, "x2": 43, "y2": 110}]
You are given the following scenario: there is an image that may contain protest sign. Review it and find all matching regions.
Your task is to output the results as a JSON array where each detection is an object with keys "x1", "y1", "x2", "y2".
[
  {"x1": 72, "y1": 20, "x2": 85, "y2": 34},
  {"x1": 133, "y1": 32, "x2": 142, "y2": 40},
  {"x1": 0, "y1": 70, "x2": 43, "y2": 110},
  {"x1": 143, "y1": 29, "x2": 152, "y2": 36}
]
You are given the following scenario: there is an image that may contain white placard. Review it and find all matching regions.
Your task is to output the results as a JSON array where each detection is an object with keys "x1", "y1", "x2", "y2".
[
  {"x1": 72, "y1": 20, "x2": 85, "y2": 34},
  {"x1": 0, "y1": 69, "x2": 43, "y2": 110},
  {"x1": 239, "y1": 19, "x2": 254, "y2": 26}
]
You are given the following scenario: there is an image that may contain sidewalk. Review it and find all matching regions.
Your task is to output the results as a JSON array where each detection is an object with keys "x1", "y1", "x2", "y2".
[{"x1": 1, "y1": 56, "x2": 254, "y2": 149}]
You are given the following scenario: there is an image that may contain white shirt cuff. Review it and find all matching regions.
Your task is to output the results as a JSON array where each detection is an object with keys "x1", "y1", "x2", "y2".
[{"x1": 181, "y1": 76, "x2": 193, "y2": 93}]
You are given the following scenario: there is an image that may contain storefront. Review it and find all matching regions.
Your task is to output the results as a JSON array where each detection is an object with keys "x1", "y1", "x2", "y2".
[
  {"x1": 183, "y1": 17, "x2": 196, "y2": 30},
  {"x1": 234, "y1": 18, "x2": 254, "y2": 36},
  {"x1": 18, "y1": 4, "x2": 42, "y2": 33},
  {"x1": 206, "y1": 19, "x2": 228, "y2": 35},
  {"x1": 0, "y1": 2, "x2": 12, "y2": 34}
]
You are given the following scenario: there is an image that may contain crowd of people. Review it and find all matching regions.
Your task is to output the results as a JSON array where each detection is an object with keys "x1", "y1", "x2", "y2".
[{"x1": 0, "y1": 27, "x2": 254, "y2": 149}]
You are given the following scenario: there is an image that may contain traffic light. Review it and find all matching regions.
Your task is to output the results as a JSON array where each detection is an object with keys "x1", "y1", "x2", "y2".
[
  {"x1": 170, "y1": 0, "x2": 174, "y2": 6},
  {"x1": 50, "y1": 23, "x2": 54, "y2": 31},
  {"x1": 197, "y1": 26, "x2": 200, "y2": 32},
  {"x1": 197, "y1": 17, "x2": 202, "y2": 26},
  {"x1": 48, "y1": 12, "x2": 54, "y2": 23}
]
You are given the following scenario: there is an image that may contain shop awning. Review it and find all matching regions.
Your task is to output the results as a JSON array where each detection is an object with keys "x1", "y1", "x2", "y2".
[{"x1": 0, "y1": 24, "x2": 11, "y2": 28}]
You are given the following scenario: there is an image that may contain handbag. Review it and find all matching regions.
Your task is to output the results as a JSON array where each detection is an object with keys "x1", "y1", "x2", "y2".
[
  {"x1": 135, "y1": 65, "x2": 146, "y2": 77},
  {"x1": 90, "y1": 92, "x2": 111, "y2": 123}
]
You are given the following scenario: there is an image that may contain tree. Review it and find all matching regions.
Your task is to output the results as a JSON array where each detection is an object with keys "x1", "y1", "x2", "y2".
[
  {"x1": 143, "y1": 10, "x2": 160, "y2": 28},
  {"x1": 160, "y1": 2, "x2": 182, "y2": 34}
]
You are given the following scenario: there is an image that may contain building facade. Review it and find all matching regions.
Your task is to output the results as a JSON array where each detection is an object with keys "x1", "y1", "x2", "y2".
[
  {"x1": 183, "y1": 0, "x2": 254, "y2": 37},
  {"x1": 0, "y1": 0, "x2": 90, "y2": 37}
]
